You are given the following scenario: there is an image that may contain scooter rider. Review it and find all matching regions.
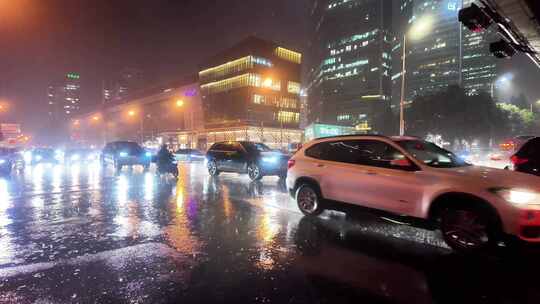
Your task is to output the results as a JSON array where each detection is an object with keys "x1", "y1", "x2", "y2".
[{"x1": 156, "y1": 144, "x2": 175, "y2": 172}]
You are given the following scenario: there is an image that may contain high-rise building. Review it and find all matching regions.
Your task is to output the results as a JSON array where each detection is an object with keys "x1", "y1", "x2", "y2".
[
  {"x1": 199, "y1": 36, "x2": 302, "y2": 129},
  {"x1": 306, "y1": 0, "x2": 393, "y2": 133},
  {"x1": 103, "y1": 68, "x2": 144, "y2": 104},
  {"x1": 392, "y1": 0, "x2": 498, "y2": 106},
  {"x1": 461, "y1": 0, "x2": 498, "y2": 96},
  {"x1": 47, "y1": 73, "x2": 81, "y2": 121}
]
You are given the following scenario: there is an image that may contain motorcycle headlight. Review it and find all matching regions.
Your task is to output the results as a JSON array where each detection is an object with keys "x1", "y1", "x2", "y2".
[
  {"x1": 491, "y1": 188, "x2": 540, "y2": 205},
  {"x1": 145, "y1": 152, "x2": 152, "y2": 157}
]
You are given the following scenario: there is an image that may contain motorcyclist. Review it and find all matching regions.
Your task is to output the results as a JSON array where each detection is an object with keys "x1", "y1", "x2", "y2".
[{"x1": 156, "y1": 144, "x2": 175, "y2": 172}]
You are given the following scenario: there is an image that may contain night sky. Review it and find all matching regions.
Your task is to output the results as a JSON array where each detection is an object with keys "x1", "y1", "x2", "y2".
[
  {"x1": 0, "y1": 0, "x2": 309, "y2": 133},
  {"x1": 1, "y1": 0, "x2": 539, "y2": 136}
]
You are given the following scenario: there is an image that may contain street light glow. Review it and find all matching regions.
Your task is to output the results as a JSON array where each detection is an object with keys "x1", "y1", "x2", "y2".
[
  {"x1": 176, "y1": 99, "x2": 185, "y2": 107},
  {"x1": 409, "y1": 15, "x2": 434, "y2": 40},
  {"x1": 128, "y1": 110, "x2": 136, "y2": 117},
  {"x1": 92, "y1": 115, "x2": 100, "y2": 121}
]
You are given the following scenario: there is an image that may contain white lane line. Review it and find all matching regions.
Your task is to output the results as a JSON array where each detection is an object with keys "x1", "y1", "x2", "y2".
[{"x1": 0, "y1": 242, "x2": 188, "y2": 278}]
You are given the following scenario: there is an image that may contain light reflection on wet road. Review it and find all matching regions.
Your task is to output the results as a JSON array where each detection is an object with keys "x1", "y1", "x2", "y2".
[{"x1": 0, "y1": 163, "x2": 539, "y2": 303}]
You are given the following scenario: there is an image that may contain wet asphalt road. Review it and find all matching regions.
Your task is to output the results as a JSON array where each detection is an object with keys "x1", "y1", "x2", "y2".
[{"x1": 0, "y1": 162, "x2": 540, "y2": 304}]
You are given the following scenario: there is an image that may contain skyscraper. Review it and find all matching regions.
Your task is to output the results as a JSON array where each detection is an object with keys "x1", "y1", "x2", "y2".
[
  {"x1": 47, "y1": 73, "x2": 81, "y2": 121},
  {"x1": 306, "y1": 0, "x2": 393, "y2": 133},
  {"x1": 102, "y1": 68, "x2": 144, "y2": 105},
  {"x1": 392, "y1": 0, "x2": 498, "y2": 106}
]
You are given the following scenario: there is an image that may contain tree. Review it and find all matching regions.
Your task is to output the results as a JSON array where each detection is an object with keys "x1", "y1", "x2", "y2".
[
  {"x1": 497, "y1": 103, "x2": 536, "y2": 135},
  {"x1": 406, "y1": 86, "x2": 510, "y2": 147},
  {"x1": 510, "y1": 93, "x2": 531, "y2": 110}
]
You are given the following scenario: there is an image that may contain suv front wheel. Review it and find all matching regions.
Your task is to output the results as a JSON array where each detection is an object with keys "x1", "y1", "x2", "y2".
[
  {"x1": 247, "y1": 163, "x2": 263, "y2": 181},
  {"x1": 296, "y1": 184, "x2": 324, "y2": 216},
  {"x1": 439, "y1": 206, "x2": 499, "y2": 254},
  {"x1": 207, "y1": 160, "x2": 220, "y2": 176}
]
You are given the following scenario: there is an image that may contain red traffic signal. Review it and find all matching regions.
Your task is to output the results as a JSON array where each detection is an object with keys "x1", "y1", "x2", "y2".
[{"x1": 459, "y1": 3, "x2": 492, "y2": 33}]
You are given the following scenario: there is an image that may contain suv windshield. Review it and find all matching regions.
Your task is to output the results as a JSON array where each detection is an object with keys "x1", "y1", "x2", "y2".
[
  {"x1": 242, "y1": 142, "x2": 272, "y2": 153},
  {"x1": 397, "y1": 140, "x2": 470, "y2": 168}
]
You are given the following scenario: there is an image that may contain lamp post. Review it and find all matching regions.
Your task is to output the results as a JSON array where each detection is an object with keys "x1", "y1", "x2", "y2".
[{"x1": 400, "y1": 15, "x2": 434, "y2": 136}]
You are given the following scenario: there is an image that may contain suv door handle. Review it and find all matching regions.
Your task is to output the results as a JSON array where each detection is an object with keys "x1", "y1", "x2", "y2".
[
  {"x1": 315, "y1": 163, "x2": 325, "y2": 168},
  {"x1": 365, "y1": 171, "x2": 378, "y2": 176}
]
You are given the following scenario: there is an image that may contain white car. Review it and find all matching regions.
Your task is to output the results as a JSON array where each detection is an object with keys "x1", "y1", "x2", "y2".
[{"x1": 286, "y1": 135, "x2": 540, "y2": 253}]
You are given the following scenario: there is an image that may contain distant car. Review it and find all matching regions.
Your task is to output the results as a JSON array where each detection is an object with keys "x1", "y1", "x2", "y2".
[
  {"x1": 511, "y1": 137, "x2": 539, "y2": 176},
  {"x1": 101, "y1": 141, "x2": 152, "y2": 172},
  {"x1": 29, "y1": 148, "x2": 60, "y2": 165},
  {"x1": 174, "y1": 149, "x2": 205, "y2": 162},
  {"x1": 206, "y1": 141, "x2": 289, "y2": 181},
  {"x1": 0, "y1": 148, "x2": 25, "y2": 176},
  {"x1": 287, "y1": 135, "x2": 540, "y2": 254},
  {"x1": 64, "y1": 148, "x2": 99, "y2": 165}
]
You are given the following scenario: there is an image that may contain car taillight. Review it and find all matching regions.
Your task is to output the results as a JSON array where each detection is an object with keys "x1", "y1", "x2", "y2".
[
  {"x1": 511, "y1": 155, "x2": 529, "y2": 165},
  {"x1": 287, "y1": 159, "x2": 296, "y2": 169}
]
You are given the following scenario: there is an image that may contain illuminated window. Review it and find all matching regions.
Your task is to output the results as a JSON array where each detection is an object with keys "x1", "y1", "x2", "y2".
[
  {"x1": 275, "y1": 47, "x2": 302, "y2": 64},
  {"x1": 201, "y1": 73, "x2": 262, "y2": 94},
  {"x1": 287, "y1": 81, "x2": 301, "y2": 94},
  {"x1": 262, "y1": 78, "x2": 281, "y2": 91},
  {"x1": 253, "y1": 94, "x2": 265, "y2": 104},
  {"x1": 276, "y1": 111, "x2": 300, "y2": 124},
  {"x1": 199, "y1": 56, "x2": 273, "y2": 82}
]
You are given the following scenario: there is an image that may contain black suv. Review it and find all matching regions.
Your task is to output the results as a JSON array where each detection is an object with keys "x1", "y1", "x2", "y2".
[
  {"x1": 101, "y1": 141, "x2": 152, "y2": 172},
  {"x1": 511, "y1": 137, "x2": 539, "y2": 176},
  {"x1": 206, "y1": 141, "x2": 289, "y2": 181}
]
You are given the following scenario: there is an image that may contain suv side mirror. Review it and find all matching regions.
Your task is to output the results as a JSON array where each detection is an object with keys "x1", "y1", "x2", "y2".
[{"x1": 390, "y1": 158, "x2": 413, "y2": 168}]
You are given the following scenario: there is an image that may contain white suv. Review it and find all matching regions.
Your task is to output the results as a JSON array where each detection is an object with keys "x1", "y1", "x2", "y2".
[{"x1": 286, "y1": 135, "x2": 540, "y2": 253}]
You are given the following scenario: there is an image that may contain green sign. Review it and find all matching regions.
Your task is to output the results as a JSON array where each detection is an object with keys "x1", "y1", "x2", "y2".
[{"x1": 66, "y1": 73, "x2": 80, "y2": 80}]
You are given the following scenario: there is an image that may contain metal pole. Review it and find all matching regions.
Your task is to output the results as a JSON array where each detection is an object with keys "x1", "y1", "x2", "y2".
[
  {"x1": 140, "y1": 115, "x2": 144, "y2": 144},
  {"x1": 400, "y1": 34, "x2": 407, "y2": 136}
]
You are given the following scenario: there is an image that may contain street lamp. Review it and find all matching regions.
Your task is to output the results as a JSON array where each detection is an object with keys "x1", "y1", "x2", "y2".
[
  {"x1": 400, "y1": 15, "x2": 434, "y2": 136},
  {"x1": 176, "y1": 99, "x2": 184, "y2": 108}
]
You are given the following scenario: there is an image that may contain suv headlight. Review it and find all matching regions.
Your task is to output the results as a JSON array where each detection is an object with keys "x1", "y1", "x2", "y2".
[
  {"x1": 491, "y1": 188, "x2": 540, "y2": 205},
  {"x1": 0, "y1": 159, "x2": 5, "y2": 165},
  {"x1": 119, "y1": 152, "x2": 128, "y2": 157}
]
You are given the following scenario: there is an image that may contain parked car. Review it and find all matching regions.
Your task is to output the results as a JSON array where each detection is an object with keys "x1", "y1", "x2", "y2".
[
  {"x1": 511, "y1": 137, "x2": 539, "y2": 176},
  {"x1": 29, "y1": 148, "x2": 60, "y2": 165},
  {"x1": 286, "y1": 135, "x2": 540, "y2": 253},
  {"x1": 174, "y1": 149, "x2": 205, "y2": 162},
  {"x1": 64, "y1": 148, "x2": 99, "y2": 165},
  {"x1": 206, "y1": 141, "x2": 289, "y2": 181},
  {"x1": 101, "y1": 141, "x2": 152, "y2": 172},
  {"x1": 0, "y1": 148, "x2": 25, "y2": 176}
]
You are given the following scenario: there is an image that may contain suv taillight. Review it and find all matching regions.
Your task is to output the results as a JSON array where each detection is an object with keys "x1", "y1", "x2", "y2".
[
  {"x1": 511, "y1": 155, "x2": 529, "y2": 165},
  {"x1": 287, "y1": 159, "x2": 296, "y2": 169}
]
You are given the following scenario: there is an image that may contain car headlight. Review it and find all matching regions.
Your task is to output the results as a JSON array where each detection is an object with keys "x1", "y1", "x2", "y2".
[
  {"x1": 0, "y1": 159, "x2": 5, "y2": 165},
  {"x1": 145, "y1": 152, "x2": 152, "y2": 157},
  {"x1": 71, "y1": 154, "x2": 80, "y2": 161},
  {"x1": 35, "y1": 155, "x2": 43, "y2": 161},
  {"x1": 491, "y1": 188, "x2": 540, "y2": 205},
  {"x1": 262, "y1": 156, "x2": 278, "y2": 163},
  {"x1": 119, "y1": 152, "x2": 128, "y2": 157}
]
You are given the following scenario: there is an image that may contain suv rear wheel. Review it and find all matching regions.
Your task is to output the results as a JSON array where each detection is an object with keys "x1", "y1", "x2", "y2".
[
  {"x1": 439, "y1": 206, "x2": 499, "y2": 254},
  {"x1": 296, "y1": 184, "x2": 324, "y2": 216}
]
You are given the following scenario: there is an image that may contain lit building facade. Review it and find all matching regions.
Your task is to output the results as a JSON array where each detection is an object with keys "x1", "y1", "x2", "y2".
[
  {"x1": 103, "y1": 68, "x2": 144, "y2": 104},
  {"x1": 47, "y1": 73, "x2": 81, "y2": 122},
  {"x1": 199, "y1": 37, "x2": 302, "y2": 129},
  {"x1": 306, "y1": 0, "x2": 393, "y2": 133},
  {"x1": 391, "y1": 0, "x2": 498, "y2": 107},
  {"x1": 461, "y1": 0, "x2": 498, "y2": 96}
]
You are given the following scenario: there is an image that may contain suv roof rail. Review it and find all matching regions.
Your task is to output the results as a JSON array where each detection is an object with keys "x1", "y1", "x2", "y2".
[{"x1": 313, "y1": 134, "x2": 389, "y2": 141}]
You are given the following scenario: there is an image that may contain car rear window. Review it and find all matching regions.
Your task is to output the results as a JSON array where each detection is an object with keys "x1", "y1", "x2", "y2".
[
  {"x1": 117, "y1": 143, "x2": 143, "y2": 153},
  {"x1": 518, "y1": 138, "x2": 540, "y2": 158}
]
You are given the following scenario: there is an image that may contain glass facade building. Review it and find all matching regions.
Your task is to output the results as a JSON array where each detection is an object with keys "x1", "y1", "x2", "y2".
[
  {"x1": 392, "y1": 0, "x2": 498, "y2": 107},
  {"x1": 306, "y1": 0, "x2": 393, "y2": 133},
  {"x1": 199, "y1": 37, "x2": 302, "y2": 129}
]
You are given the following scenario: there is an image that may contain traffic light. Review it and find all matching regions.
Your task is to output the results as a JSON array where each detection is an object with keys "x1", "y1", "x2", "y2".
[
  {"x1": 490, "y1": 40, "x2": 516, "y2": 59},
  {"x1": 459, "y1": 3, "x2": 493, "y2": 33}
]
